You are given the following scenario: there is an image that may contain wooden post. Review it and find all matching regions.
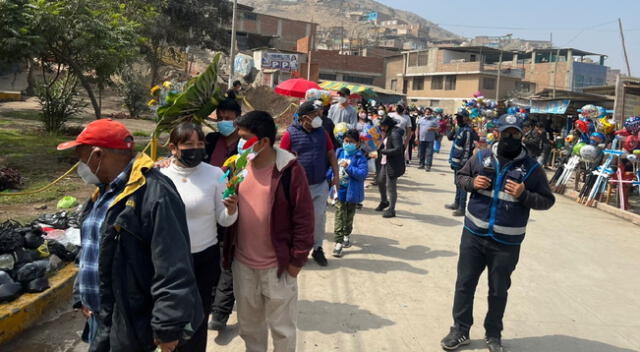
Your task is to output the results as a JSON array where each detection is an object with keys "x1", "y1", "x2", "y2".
[{"x1": 618, "y1": 18, "x2": 632, "y2": 76}]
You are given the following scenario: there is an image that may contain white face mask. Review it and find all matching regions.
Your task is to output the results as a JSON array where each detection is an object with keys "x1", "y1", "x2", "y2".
[
  {"x1": 338, "y1": 96, "x2": 347, "y2": 104},
  {"x1": 311, "y1": 116, "x2": 323, "y2": 129},
  {"x1": 77, "y1": 150, "x2": 101, "y2": 185}
]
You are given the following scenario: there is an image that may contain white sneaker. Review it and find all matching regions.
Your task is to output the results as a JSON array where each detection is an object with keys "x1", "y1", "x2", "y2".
[
  {"x1": 332, "y1": 243, "x2": 343, "y2": 257},
  {"x1": 343, "y1": 236, "x2": 352, "y2": 248}
]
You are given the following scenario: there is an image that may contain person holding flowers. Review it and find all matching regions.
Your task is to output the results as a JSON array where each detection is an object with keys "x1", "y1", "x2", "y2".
[{"x1": 159, "y1": 121, "x2": 238, "y2": 352}]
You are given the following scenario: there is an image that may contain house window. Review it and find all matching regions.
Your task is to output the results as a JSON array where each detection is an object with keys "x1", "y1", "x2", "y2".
[
  {"x1": 413, "y1": 76, "x2": 424, "y2": 90},
  {"x1": 418, "y1": 52, "x2": 428, "y2": 66},
  {"x1": 408, "y1": 52, "x2": 418, "y2": 67},
  {"x1": 431, "y1": 76, "x2": 443, "y2": 90},
  {"x1": 390, "y1": 79, "x2": 397, "y2": 91},
  {"x1": 470, "y1": 54, "x2": 477, "y2": 62},
  {"x1": 518, "y1": 82, "x2": 531, "y2": 92},
  {"x1": 483, "y1": 77, "x2": 496, "y2": 90},
  {"x1": 445, "y1": 75, "x2": 457, "y2": 90},
  {"x1": 319, "y1": 73, "x2": 337, "y2": 81},
  {"x1": 430, "y1": 100, "x2": 440, "y2": 107},
  {"x1": 244, "y1": 12, "x2": 257, "y2": 21},
  {"x1": 343, "y1": 75, "x2": 374, "y2": 85}
]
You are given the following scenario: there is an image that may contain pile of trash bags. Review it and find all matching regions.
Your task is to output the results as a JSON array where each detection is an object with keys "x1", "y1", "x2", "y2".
[{"x1": 0, "y1": 211, "x2": 81, "y2": 303}]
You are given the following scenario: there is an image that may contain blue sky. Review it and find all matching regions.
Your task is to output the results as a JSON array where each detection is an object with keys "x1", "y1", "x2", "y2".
[{"x1": 377, "y1": 0, "x2": 640, "y2": 74}]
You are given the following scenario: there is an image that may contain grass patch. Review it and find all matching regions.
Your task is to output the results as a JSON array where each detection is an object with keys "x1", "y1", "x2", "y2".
[
  {"x1": 0, "y1": 128, "x2": 80, "y2": 204},
  {"x1": 132, "y1": 130, "x2": 150, "y2": 137}
]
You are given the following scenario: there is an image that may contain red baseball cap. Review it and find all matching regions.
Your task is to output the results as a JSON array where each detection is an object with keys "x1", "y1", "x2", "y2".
[{"x1": 57, "y1": 119, "x2": 134, "y2": 151}]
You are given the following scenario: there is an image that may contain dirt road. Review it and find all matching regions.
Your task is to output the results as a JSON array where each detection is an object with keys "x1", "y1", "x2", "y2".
[{"x1": 5, "y1": 141, "x2": 640, "y2": 352}]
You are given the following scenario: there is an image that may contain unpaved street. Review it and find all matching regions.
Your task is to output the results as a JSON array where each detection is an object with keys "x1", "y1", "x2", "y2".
[{"x1": 6, "y1": 141, "x2": 640, "y2": 352}]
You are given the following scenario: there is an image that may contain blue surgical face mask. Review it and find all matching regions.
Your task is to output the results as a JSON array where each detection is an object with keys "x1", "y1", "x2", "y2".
[
  {"x1": 343, "y1": 142, "x2": 357, "y2": 155},
  {"x1": 218, "y1": 120, "x2": 236, "y2": 136}
]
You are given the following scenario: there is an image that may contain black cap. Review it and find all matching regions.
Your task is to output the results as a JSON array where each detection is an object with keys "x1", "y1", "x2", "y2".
[
  {"x1": 338, "y1": 87, "x2": 351, "y2": 97},
  {"x1": 497, "y1": 114, "x2": 523, "y2": 132},
  {"x1": 380, "y1": 116, "x2": 397, "y2": 127},
  {"x1": 297, "y1": 100, "x2": 322, "y2": 116}
]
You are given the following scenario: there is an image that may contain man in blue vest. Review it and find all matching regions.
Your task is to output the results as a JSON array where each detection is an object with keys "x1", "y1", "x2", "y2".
[
  {"x1": 440, "y1": 114, "x2": 555, "y2": 352},
  {"x1": 447, "y1": 110, "x2": 479, "y2": 216},
  {"x1": 281, "y1": 101, "x2": 340, "y2": 266}
]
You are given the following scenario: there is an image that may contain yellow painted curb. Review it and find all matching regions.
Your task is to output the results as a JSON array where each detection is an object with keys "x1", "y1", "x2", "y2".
[
  {"x1": 0, "y1": 263, "x2": 78, "y2": 345},
  {"x1": 0, "y1": 91, "x2": 21, "y2": 101}
]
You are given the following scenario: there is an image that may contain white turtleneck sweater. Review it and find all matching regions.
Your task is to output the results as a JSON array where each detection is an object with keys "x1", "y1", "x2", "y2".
[{"x1": 160, "y1": 161, "x2": 238, "y2": 253}]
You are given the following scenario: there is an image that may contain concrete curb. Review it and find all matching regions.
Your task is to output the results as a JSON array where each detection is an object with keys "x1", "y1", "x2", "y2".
[
  {"x1": 558, "y1": 189, "x2": 640, "y2": 226},
  {"x1": 0, "y1": 263, "x2": 78, "y2": 345}
]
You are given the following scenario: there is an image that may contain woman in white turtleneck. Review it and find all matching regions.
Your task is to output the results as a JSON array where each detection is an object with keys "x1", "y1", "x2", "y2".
[{"x1": 159, "y1": 121, "x2": 237, "y2": 352}]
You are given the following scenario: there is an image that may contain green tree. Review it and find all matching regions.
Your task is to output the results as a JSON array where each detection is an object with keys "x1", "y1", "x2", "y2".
[{"x1": 136, "y1": 0, "x2": 232, "y2": 86}]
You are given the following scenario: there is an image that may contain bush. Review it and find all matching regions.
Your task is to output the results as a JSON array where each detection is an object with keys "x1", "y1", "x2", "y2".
[
  {"x1": 0, "y1": 167, "x2": 23, "y2": 191},
  {"x1": 36, "y1": 75, "x2": 85, "y2": 133},
  {"x1": 115, "y1": 68, "x2": 149, "y2": 119}
]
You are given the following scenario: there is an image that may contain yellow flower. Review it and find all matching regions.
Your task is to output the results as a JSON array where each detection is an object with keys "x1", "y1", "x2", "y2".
[
  {"x1": 162, "y1": 81, "x2": 172, "y2": 89},
  {"x1": 147, "y1": 99, "x2": 157, "y2": 106},
  {"x1": 150, "y1": 85, "x2": 161, "y2": 96},
  {"x1": 223, "y1": 154, "x2": 239, "y2": 168}
]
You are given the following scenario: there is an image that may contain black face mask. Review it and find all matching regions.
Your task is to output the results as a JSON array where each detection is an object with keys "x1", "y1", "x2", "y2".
[
  {"x1": 497, "y1": 137, "x2": 522, "y2": 159},
  {"x1": 178, "y1": 148, "x2": 205, "y2": 168}
]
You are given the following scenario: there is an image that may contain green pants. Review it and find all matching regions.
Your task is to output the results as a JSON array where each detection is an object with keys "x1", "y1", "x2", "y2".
[{"x1": 334, "y1": 200, "x2": 357, "y2": 243}]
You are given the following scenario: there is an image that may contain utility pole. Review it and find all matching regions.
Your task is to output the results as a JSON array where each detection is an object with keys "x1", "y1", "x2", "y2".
[
  {"x1": 228, "y1": 0, "x2": 238, "y2": 89},
  {"x1": 495, "y1": 50, "x2": 503, "y2": 102},
  {"x1": 551, "y1": 48, "x2": 560, "y2": 99},
  {"x1": 618, "y1": 18, "x2": 632, "y2": 76}
]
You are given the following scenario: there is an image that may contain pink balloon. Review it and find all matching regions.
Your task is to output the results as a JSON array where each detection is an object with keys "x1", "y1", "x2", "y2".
[{"x1": 473, "y1": 91, "x2": 482, "y2": 98}]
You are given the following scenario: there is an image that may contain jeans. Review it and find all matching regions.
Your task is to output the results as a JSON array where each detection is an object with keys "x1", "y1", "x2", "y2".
[
  {"x1": 418, "y1": 140, "x2": 435, "y2": 168},
  {"x1": 178, "y1": 244, "x2": 221, "y2": 352},
  {"x1": 454, "y1": 170, "x2": 467, "y2": 210},
  {"x1": 309, "y1": 182, "x2": 329, "y2": 249},
  {"x1": 452, "y1": 230, "x2": 520, "y2": 339},
  {"x1": 434, "y1": 135, "x2": 443, "y2": 153},
  {"x1": 408, "y1": 137, "x2": 415, "y2": 161},
  {"x1": 334, "y1": 200, "x2": 357, "y2": 243},
  {"x1": 377, "y1": 165, "x2": 398, "y2": 212}
]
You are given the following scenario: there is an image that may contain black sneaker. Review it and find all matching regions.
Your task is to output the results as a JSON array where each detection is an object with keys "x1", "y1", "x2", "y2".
[
  {"x1": 444, "y1": 203, "x2": 458, "y2": 210},
  {"x1": 440, "y1": 327, "x2": 470, "y2": 350},
  {"x1": 418, "y1": 165, "x2": 425, "y2": 169},
  {"x1": 208, "y1": 313, "x2": 229, "y2": 331},
  {"x1": 312, "y1": 247, "x2": 328, "y2": 266},
  {"x1": 485, "y1": 337, "x2": 504, "y2": 352},
  {"x1": 452, "y1": 209, "x2": 465, "y2": 217},
  {"x1": 382, "y1": 210, "x2": 396, "y2": 218},
  {"x1": 375, "y1": 201, "x2": 390, "y2": 212},
  {"x1": 426, "y1": 167, "x2": 431, "y2": 172}
]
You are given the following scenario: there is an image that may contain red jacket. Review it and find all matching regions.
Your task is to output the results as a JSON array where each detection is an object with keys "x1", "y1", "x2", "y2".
[{"x1": 223, "y1": 147, "x2": 315, "y2": 276}]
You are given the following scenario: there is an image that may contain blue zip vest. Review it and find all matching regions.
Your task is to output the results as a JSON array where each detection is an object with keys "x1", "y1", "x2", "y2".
[
  {"x1": 287, "y1": 122, "x2": 328, "y2": 185},
  {"x1": 464, "y1": 148, "x2": 540, "y2": 245}
]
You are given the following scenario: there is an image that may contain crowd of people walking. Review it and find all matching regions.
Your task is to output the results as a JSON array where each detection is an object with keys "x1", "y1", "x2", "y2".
[{"x1": 59, "y1": 87, "x2": 555, "y2": 352}]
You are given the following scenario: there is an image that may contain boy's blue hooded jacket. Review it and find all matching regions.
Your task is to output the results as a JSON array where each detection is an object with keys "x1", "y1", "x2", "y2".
[{"x1": 327, "y1": 148, "x2": 368, "y2": 203}]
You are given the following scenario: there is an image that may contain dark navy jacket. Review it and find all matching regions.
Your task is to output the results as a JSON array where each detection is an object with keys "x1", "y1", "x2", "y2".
[
  {"x1": 456, "y1": 144, "x2": 555, "y2": 245},
  {"x1": 449, "y1": 124, "x2": 478, "y2": 170},
  {"x1": 287, "y1": 122, "x2": 328, "y2": 185}
]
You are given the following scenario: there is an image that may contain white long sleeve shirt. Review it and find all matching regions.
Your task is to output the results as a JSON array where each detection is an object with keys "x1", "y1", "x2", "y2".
[{"x1": 161, "y1": 161, "x2": 238, "y2": 253}]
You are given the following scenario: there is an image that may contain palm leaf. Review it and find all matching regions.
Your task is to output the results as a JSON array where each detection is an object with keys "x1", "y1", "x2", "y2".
[{"x1": 154, "y1": 53, "x2": 225, "y2": 136}]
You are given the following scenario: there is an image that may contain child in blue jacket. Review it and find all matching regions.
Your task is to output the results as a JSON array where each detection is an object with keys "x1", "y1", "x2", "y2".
[{"x1": 328, "y1": 129, "x2": 369, "y2": 257}]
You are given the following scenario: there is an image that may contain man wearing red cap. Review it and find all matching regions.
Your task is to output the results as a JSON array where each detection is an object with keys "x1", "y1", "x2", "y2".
[{"x1": 59, "y1": 119, "x2": 202, "y2": 352}]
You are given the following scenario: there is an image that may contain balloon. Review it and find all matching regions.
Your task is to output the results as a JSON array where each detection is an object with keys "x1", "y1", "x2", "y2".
[
  {"x1": 473, "y1": 91, "x2": 482, "y2": 98},
  {"x1": 565, "y1": 135, "x2": 575, "y2": 144},
  {"x1": 333, "y1": 122, "x2": 348, "y2": 139},
  {"x1": 626, "y1": 154, "x2": 637, "y2": 162},
  {"x1": 580, "y1": 144, "x2": 601, "y2": 163},
  {"x1": 596, "y1": 106, "x2": 607, "y2": 118},
  {"x1": 486, "y1": 133, "x2": 496, "y2": 144},
  {"x1": 624, "y1": 135, "x2": 638, "y2": 152},
  {"x1": 572, "y1": 142, "x2": 586, "y2": 156},
  {"x1": 581, "y1": 104, "x2": 599, "y2": 119},
  {"x1": 575, "y1": 120, "x2": 589, "y2": 134},
  {"x1": 599, "y1": 117, "x2": 615, "y2": 135},
  {"x1": 624, "y1": 116, "x2": 640, "y2": 135},
  {"x1": 590, "y1": 132, "x2": 605, "y2": 143}
]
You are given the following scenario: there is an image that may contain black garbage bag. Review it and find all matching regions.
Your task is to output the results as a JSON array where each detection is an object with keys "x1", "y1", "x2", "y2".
[
  {"x1": 33, "y1": 211, "x2": 79, "y2": 230},
  {"x1": 24, "y1": 276, "x2": 50, "y2": 293},
  {"x1": 23, "y1": 229, "x2": 45, "y2": 249},
  {"x1": 14, "y1": 247, "x2": 40, "y2": 265},
  {"x1": 0, "y1": 270, "x2": 14, "y2": 285},
  {"x1": 15, "y1": 259, "x2": 49, "y2": 282},
  {"x1": 47, "y1": 254, "x2": 64, "y2": 273},
  {"x1": 0, "y1": 230, "x2": 24, "y2": 254},
  {"x1": 48, "y1": 240, "x2": 76, "y2": 262},
  {"x1": 0, "y1": 281, "x2": 21, "y2": 303}
]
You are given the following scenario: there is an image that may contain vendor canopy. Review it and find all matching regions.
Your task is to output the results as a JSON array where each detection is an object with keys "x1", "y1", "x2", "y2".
[
  {"x1": 319, "y1": 81, "x2": 374, "y2": 96},
  {"x1": 530, "y1": 100, "x2": 571, "y2": 114}
]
